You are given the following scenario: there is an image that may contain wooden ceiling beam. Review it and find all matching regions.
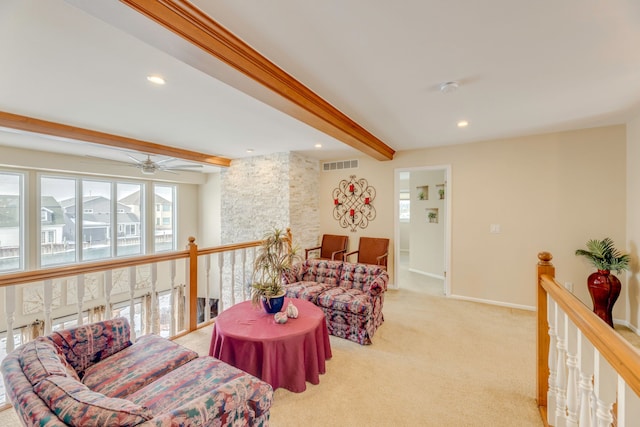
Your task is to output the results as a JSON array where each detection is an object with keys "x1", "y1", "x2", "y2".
[
  {"x1": 0, "y1": 111, "x2": 232, "y2": 167},
  {"x1": 120, "y1": 0, "x2": 395, "y2": 161}
]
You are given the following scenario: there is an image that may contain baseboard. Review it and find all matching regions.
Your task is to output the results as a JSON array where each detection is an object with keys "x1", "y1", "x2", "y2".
[
  {"x1": 449, "y1": 294, "x2": 536, "y2": 312},
  {"x1": 613, "y1": 318, "x2": 640, "y2": 334},
  {"x1": 408, "y1": 268, "x2": 445, "y2": 280}
]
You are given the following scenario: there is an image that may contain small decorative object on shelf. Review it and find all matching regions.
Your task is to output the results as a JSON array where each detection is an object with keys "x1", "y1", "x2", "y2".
[
  {"x1": 437, "y1": 185, "x2": 445, "y2": 200},
  {"x1": 427, "y1": 208, "x2": 439, "y2": 223},
  {"x1": 332, "y1": 175, "x2": 377, "y2": 232},
  {"x1": 286, "y1": 301, "x2": 299, "y2": 318},
  {"x1": 417, "y1": 185, "x2": 428, "y2": 200}
]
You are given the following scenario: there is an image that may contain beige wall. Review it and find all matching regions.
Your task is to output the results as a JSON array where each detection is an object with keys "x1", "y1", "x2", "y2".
[
  {"x1": 320, "y1": 125, "x2": 626, "y2": 310},
  {"x1": 626, "y1": 111, "x2": 640, "y2": 331}
]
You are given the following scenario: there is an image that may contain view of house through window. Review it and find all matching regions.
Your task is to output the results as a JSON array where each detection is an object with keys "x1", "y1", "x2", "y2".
[
  {"x1": 34, "y1": 175, "x2": 176, "y2": 267},
  {"x1": 0, "y1": 172, "x2": 23, "y2": 272},
  {"x1": 154, "y1": 184, "x2": 175, "y2": 252}
]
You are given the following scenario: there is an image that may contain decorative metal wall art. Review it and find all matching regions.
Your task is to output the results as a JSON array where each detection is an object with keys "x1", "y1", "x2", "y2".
[{"x1": 332, "y1": 175, "x2": 376, "y2": 232}]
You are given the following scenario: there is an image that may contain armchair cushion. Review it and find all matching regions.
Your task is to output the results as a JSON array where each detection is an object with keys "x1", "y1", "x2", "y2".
[
  {"x1": 316, "y1": 288, "x2": 372, "y2": 316},
  {"x1": 339, "y1": 263, "x2": 387, "y2": 296},
  {"x1": 34, "y1": 375, "x2": 152, "y2": 427},
  {"x1": 300, "y1": 259, "x2": 343, "y2": 285},
  {"x1": 81, "y1": 334, "x2": 198, "y2": 398}
]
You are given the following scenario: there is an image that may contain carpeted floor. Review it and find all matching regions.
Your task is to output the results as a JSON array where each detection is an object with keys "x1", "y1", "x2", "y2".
[{"x1": 7, "y1": 260, "x2": 632, "y2": 426}]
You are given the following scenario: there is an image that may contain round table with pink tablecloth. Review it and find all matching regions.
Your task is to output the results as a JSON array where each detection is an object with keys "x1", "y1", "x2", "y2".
[{"x1": 209, "y1": 298, "x2": 332, "y2": 393}]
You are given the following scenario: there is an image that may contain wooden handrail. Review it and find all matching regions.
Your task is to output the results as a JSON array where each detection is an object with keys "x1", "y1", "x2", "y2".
[
  {"x1": 0, "y1": 250, "x2": 189, "y2": 288},
  {"x1": 537, "y1": 252, "x2": 640, "y2": 421}
]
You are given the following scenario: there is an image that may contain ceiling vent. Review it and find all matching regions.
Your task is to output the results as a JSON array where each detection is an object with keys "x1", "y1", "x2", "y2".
[{"x1": 322, "y1": 159, "x2": 359, "y2": 172}]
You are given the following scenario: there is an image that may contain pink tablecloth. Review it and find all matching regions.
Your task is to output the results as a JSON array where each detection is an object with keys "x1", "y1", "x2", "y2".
[{"x1": 209, "y1": 298, "x2": 332, "y2": 392}]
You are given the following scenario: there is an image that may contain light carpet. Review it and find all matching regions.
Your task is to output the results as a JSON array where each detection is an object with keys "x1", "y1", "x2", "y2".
[{"x1": 0, "y1": 273, "x2": 544, "y2": 426}]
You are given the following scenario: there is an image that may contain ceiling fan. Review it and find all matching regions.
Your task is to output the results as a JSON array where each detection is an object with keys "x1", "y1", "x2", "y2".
[{"x1": 126, "y1": 154, "x2": 204, "y2": 175}]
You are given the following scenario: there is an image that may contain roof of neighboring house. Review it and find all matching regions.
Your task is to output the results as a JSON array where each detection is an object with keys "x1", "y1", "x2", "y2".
[{"x1": 41, "y1": 196, "x2": 66, "y2": 225}]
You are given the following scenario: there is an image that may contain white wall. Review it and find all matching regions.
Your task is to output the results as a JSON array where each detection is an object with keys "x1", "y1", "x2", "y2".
[
  {"x1": 409, "y1": 169, "x2": 445, "y2": 277},
  {"x1": 320, "y1": 125, "x2": 626, "y2": 309},
  {"x1": 626, "y1": 111, "x2": 640, "y2": 331}
]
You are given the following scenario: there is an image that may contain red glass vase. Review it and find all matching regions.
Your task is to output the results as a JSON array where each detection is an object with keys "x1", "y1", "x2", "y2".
[{"x1": 587, "y1": 269, "x2": 621, "y2": 328}]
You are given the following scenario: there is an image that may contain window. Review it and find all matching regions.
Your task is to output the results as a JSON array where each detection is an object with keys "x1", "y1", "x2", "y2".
[
  {"x1": 116, "y1": 183, "x2": 143, "y2": 256},
  {"x1": 154, "y1": 185, "x2": 175, "y2": 253},
  {"x1": 41, "y1": 177, "x2": 76, "y2": 266},
  {"x1": 0, "y1": 172, "x2": 24, "y2": 272},
  {"x1": 39, "y1": 176, "x2": 161, "y2": 266},
  {"x1": 399, "y1": 191, "x2": 410, "y2": 221}
]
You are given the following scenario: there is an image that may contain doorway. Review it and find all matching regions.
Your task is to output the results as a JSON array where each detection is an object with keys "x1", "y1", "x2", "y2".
[{"x1": 394, "y1": 166, "x2": 451, "y2": 295}]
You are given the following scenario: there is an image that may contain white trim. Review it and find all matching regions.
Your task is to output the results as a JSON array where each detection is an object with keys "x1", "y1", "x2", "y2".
[
  {"x1": 613, "y1": 318, "x2": 640, "y2": 334},
  {"x1": 449, "y1": 294, "x2": 536, "y2": 311},
  {"x1": 408, "y1": 268, "x2": 445, "y2": 280}
]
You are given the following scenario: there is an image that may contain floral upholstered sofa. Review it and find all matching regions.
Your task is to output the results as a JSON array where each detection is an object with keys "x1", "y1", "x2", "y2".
[
  {"x1": 1, "y1": 317, "x2": 273, "y2": 426},
  {"x1": 283, "y1": 259, "x2": 388, "y2": 345}
]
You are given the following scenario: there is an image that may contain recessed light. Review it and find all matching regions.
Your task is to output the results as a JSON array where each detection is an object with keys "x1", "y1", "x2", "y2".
[
  {"x1": 246, "y1": 149, "x2": 254, "y2": 153},
  {"x1": 457, "y1": 120, "x2": 469, "y2": 128},
  {"x1": 439, "y1": 81, "x2": 459, "y2": 93},
  {"x1": 314, "y1": 143, "x2": 322, "y2": 149},
  {"x1": 147, "y1": 75, "x2": 166, "y2": 85}
]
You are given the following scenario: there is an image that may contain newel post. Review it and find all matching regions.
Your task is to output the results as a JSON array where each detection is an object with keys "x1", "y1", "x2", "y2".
[
  {"x1": 188, "y1": 236, "x2": 198, "y2": 332},
  {"x1": 537, "y1": 252, "x2": 555, "y2": 413}
]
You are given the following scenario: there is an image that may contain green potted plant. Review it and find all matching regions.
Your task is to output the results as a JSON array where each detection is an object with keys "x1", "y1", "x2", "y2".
[
  {"x1": 251, "y1": 228, "x2": 299, "y2": 313},
  {"x1": 575, "y1": 237, "x2": 630, "y2": 327}
]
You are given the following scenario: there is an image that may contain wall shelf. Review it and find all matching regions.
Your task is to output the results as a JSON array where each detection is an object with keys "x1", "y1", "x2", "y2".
[
  {"x1": 416, "y1": 185, "x2": 428, "y2": 200},
  {"x1": 426, "y1": 208, "x2": 439, "y2": 223}
]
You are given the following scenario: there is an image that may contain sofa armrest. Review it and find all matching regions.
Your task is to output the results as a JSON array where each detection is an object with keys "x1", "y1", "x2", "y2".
[
  {"x1": 283, "y1": 262, "x2": 304, "y2": 285},
  {"x1": 367, "y1": 271, "x2": 389, "y2": 296}
]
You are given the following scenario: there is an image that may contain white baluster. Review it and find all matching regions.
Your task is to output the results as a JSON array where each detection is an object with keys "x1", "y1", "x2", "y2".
[
  {"x1": 205, "y1": 255, "x2": 211, "y2": 322},
  {"x1": 5, "y1": 286, "x2": 15, "y2": 353},
  {"x1": 547, "y1": 296, "x2": 558, "y2": 426},
  {"x1": 169, "y1": 260, "x2": 176, "y2": 337},
  {"x1": 241, "y1": 248, "x2": 247, "y2": 302},
  {"x1": 617, "y1": 377, "x2": 640, "y2": 427},
  {"x1": 43, "y1": 279, "x2": 53, "y2": 335},
  {"x1": 593, "y1": 350, "x2": 616, "y2": 427},
  {"x1": 218, "y1": 253, "x2": 224, "y2": 313},
  {"x1": 578, "y1": 332, "x2": 594, "y2": 427},
  {"x1": 230, "y1": 250, "x2": 236, "y2": 306},
  {"x1": 150, "y1": 263, "x2": 158, "y2": 334},
  {"x1": 565, "y1": 318, "x2": 579, "y2": 427},
  {"x1": 128, "y1": 266, "x2": 136, "y2": 341},
  {"x1": 555, "y1": 303, "x2": 568, "y2": 426},
  {"x1": 104, "y1": 270, "x2": 113, "y2": 320},
  {"x1": 76, "y1": 274, "x2": 85, "y2": 325}
]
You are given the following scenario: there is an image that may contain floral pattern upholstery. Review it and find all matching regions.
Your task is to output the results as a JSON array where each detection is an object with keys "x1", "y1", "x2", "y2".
[
  {"x1": 283, "y1": 259, "x2": 388, "y2": 345},
  {"x1": 2, "y1": 318, "x2": 273, "y2": 426}
]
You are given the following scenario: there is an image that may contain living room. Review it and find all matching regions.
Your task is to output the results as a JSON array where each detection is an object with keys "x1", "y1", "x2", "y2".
[{"x1": 2, "y1": 0, "x2": 640, "y2": 425}]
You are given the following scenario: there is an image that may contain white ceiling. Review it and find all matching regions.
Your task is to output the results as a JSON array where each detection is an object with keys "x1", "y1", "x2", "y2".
[{"x1": 1, "y1": 0, "x2": 639, "y2": 173}]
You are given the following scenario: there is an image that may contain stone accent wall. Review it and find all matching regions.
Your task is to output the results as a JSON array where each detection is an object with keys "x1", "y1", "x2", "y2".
[{"x1": 221, "y1": 152, "x2": 319, "y2": 254}]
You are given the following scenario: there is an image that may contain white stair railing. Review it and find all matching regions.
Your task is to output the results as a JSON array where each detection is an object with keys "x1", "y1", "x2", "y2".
[{"x1": 537, "y1": 252, "x2": 640, "y2": 427}]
